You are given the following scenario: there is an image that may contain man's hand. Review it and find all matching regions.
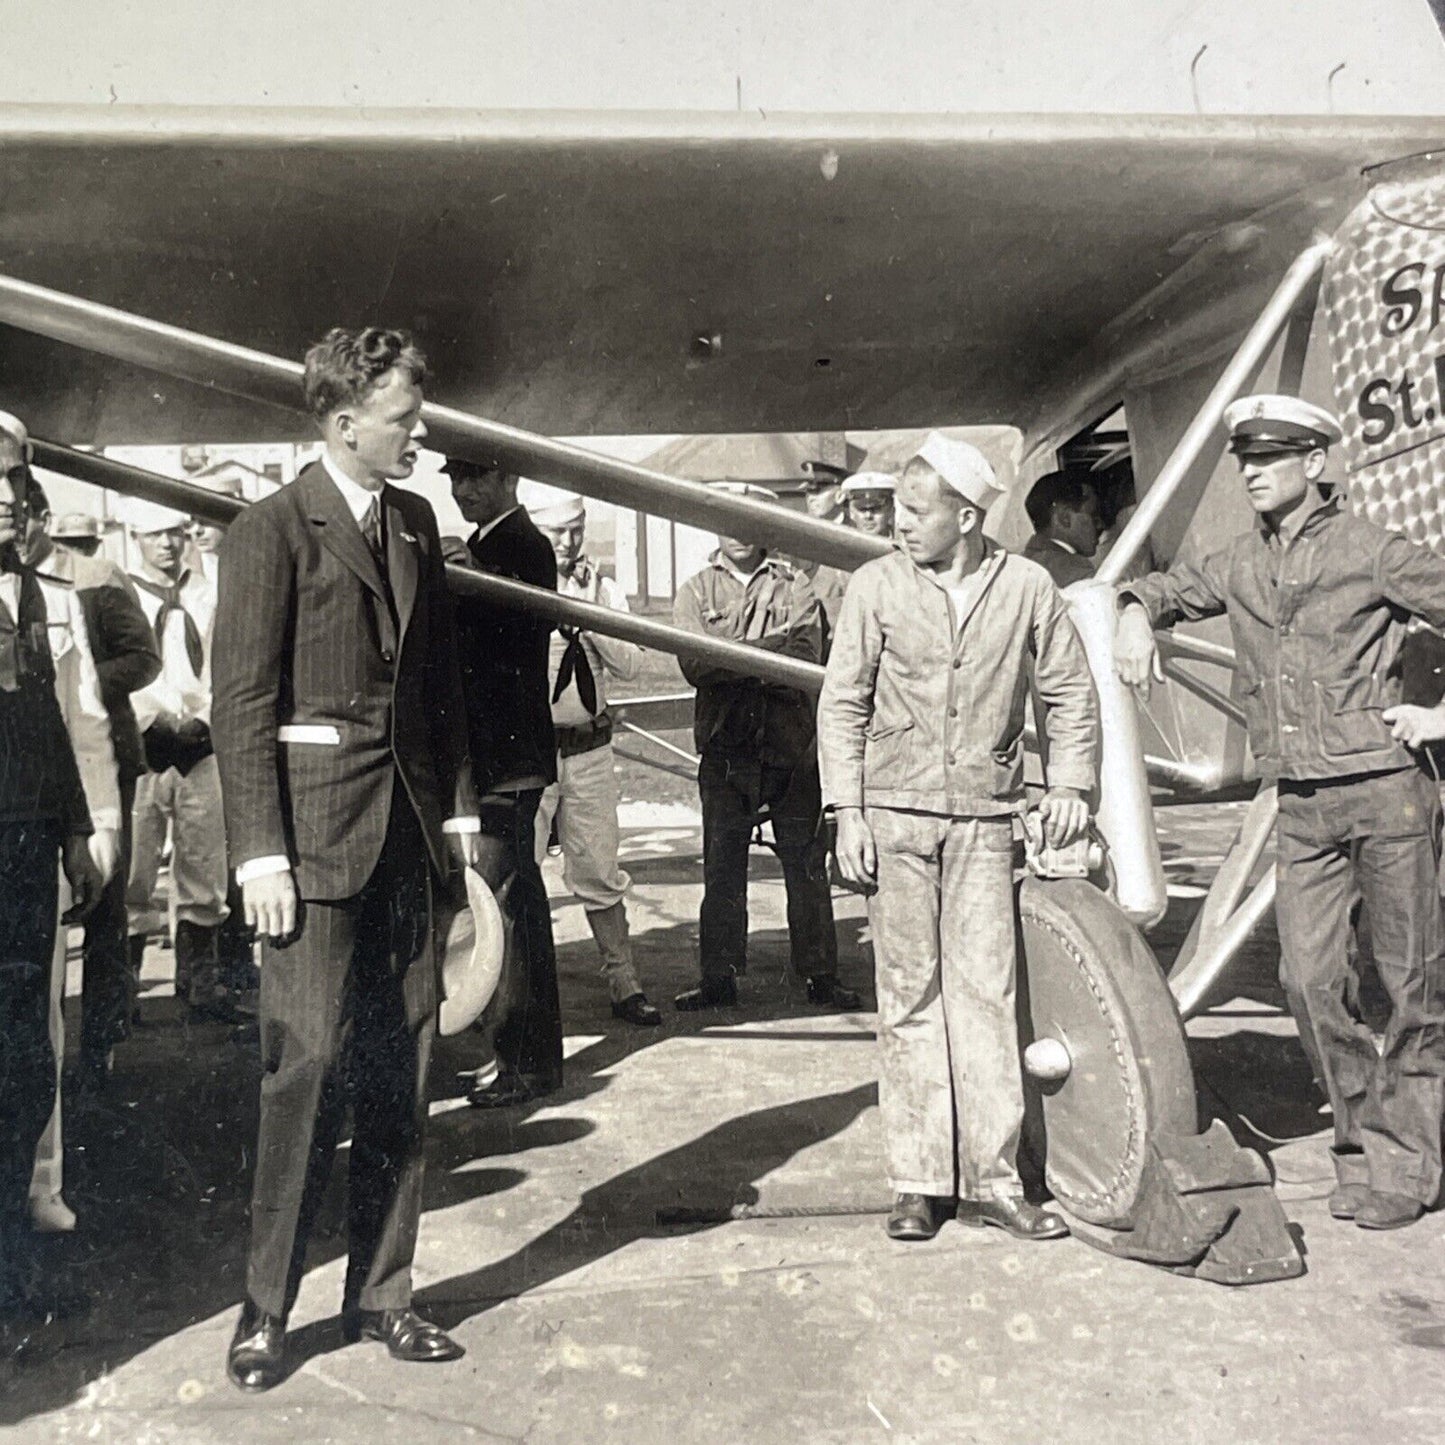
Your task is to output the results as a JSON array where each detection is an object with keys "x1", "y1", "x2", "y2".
[
  {"x1": 834, "y1": 808, "x2": 878, "y2": 893},
  {"x1": 1038, "y1": 787, "x2": 1090, "y2": 849},
  {"x1": 88, "y1": 826, "x2": 120, "y2": 885},
  {"x1": 1383, "y1": 701, "x2": 1445, "y2": 749},
  {"x1": 447, "y1": 830, "x2": 481, "y2": 871},
  {"x1": 243, "y1": 870, "x2": 298, "y2": 942},
  {"x1": 61, "y1": 833, "x2": 103, "y2": 921},
  {"x1": 1114, "y1": 602, "x2": 1163, "y2": 696}
]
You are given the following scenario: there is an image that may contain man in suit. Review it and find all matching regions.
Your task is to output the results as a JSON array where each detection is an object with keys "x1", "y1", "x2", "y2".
[
  {"x1": 1022, "y1": 470, "x2": 1102, "y2": 591},
  {"x1": 30, "y1": 493, "x2": 161, "y2": 1080},
  {"x1": 212, "y1": 327, "x2": 479, "y2": 1391},
  {"x1": 442, "y1": 460, "x2": 563, "y2": 1109},
  {"x1": 0, "y1": 423, "x2": 102, "y2": 1320}
]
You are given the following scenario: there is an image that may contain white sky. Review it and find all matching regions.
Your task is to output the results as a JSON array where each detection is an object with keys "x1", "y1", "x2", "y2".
[{"x1": 3, "y1": 0, "x2": 1442, "y2": 114}]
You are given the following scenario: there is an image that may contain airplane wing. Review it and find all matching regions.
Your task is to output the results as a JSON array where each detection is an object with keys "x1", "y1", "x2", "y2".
[{"x1": 0, "y1": 108, "x2": 1441, "y2": 449}]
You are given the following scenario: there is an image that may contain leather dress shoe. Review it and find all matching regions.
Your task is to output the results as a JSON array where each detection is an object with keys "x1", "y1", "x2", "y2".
[
  {"x1": 1327, "y1": 1183, "x2": 1370, "y2": 1220},
  {"x1": 806, "y1": 976, "x2": 862, "y2": 1010},
  {"x1": 1356, "y1": 1190, "x2": 1425, "y2": 1230},
  {"x1": 958, "y1": 1196, "x2": 1069, "y2": 1240},
  {"x1": 612, "y1": 993, "x2": 663, "y2": 1026},
  {"x1": 886, "y1": 1193, "x2": 948, "y2": 1241},
  {"x1": 467, "y1": 1071, "x2": 560, "y2": 1110},
  {"x1": 675, "y1": 976, "x2": 738, "y2": 1012},
  {"x1": 342, "y1": 1307, "x2": 465, "y2": 1363},
  {"x1": 226, "y1": 1299, "x2": 287, "y2": 1393}
]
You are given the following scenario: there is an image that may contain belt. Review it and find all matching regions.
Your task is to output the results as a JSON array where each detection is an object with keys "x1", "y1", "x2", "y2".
[{"x1": 556, "y1": 713, "x2": 613, "y2": 760}]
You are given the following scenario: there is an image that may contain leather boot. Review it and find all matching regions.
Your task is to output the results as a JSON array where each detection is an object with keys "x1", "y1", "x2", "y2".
[{"x1": 586, "y1": 902, "x2": 644, "y2": 1004}]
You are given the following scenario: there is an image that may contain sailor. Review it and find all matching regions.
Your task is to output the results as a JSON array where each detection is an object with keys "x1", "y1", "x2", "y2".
[
  {"x1": 1115, "y1": 393, "x2": 1445, "y2": 1231},
  {"x1": 1023, "y1": 469, "x2": 1102, "y2": 590},
  {"x1": 794, "y1": 460, "x2": 853, "y2": 626},
  {"x1": 121, "y1": 496, "x2": 235, "y2": 1021},
  {"x1": 672, "y1": 482, "x2": 860, "y2": 1013},
  {"x1": 818, "y1": 432, "x2": 1097, "y2": 1243},
  {"x1": 522, "y1": 482, "x2": 662, "y2": 1027},
  {"x1": 840, "y1": 470, "x2": 896, "y2": 540}
]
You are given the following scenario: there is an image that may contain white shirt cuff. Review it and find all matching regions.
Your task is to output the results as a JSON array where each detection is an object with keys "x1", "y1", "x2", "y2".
[
  {"x1": 236, "y1": 854, "x2": 291, "y2": 885},
  {"x1": 442, "y1": 816, "x2": 481, "y2": 834}
]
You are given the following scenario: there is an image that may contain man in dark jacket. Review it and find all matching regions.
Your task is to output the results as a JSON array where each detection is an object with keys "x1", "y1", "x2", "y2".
[
  {"x1": 1116, "y1": 393, "x2": 1445, "y2": 1232},
  {"x1": 1022, "y1": 470, "x2": 1101, "y2": 591},
  {"x1": 33, "y1": 495, "x2": 161, "y2": 1079},
  {"x1": 672, "y1": 483, "x2": 859, "y2": 1014},
  {"x1": 444, "y1": 460, "x2": 563, "y2": 1109},
  {"x1": 0, "y1": 426, "x2": 101, "y2": 1319}
]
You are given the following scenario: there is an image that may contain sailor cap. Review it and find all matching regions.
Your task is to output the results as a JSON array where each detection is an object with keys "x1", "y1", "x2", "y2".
[
  {"x1": 1224, "y1": 394, "x2": 1342, "y2": 455},
  {"x1": 517, "y1": 479, "x2": 585, "y2": 528},
  {"x1": 909, "y1": 432, "x2": 1002, "y2": 513},
  {"x1": 117, "y1": 496, "x2": 191, "y2": 533}
]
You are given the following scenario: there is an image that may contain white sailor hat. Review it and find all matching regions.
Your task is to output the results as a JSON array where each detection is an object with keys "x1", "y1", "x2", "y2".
[
  {"x1": 0, "y1": 409, "x2": 33, "y2": 461},
  {"x1": 710, "y1": 481, "x2": 779, "y2": 503},
  {"x1": 116, "y1": 495, "x2": 192, "y2": 533},
  {"x1": 517, "y1": 478, "x2": 586, "y2": 528},
  {"x1": 908, "y1": 432, "x2": 1002, "y2": 512},
  {"x1": 51, "y1": 512, "x2": 102, "y2": 542},
  {"x1": 840, "y1": 470, "x2": 896, "y2": 496},
  {"x1": 1223, "y1": 394, "x2": 1342, "y2": 455}
]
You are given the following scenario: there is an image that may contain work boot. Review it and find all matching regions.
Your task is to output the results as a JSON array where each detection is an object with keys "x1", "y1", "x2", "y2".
[
  {"x1": 586, "y1": 902, "x2": 645, "y2": 1007},
  {"x1": 1327, "y1": 1183, "x2": 1370, "y2": 1220},
  {"x1": 957, "y1": 1196, "x2": 1069, "y2": 1240},
  {"x1": 1355, "y1": 1191, "x2": 1425, "y2": 1231},
  {"x1": 675, "y1": 975, "x2": 738, "y2": 1012},
  {"x1": 806, "y1": 975, "x2": 862, "y2": 1010},
  {"x1": 885, "y1": 1193, "x2": 948, "y2": 1241}
]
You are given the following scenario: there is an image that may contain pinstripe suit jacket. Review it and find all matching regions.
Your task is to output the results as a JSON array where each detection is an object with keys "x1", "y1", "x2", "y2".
[{"x1": 211, "y1": 463, "x2": 476, "y2": 901}]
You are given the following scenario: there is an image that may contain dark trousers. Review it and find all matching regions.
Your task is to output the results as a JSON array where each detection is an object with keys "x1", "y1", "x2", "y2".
[
  {"x1": 0, "y1": 820, "x2": 60, "y2": 1289},
  {"x1": 697, "y1": 753, "x2": 837, "y2": 982},
  {"x1": 80, "y1": 772, "x2": 135, "y2": 1060},
  {"x1": 245, "y1": 792, "x2": 435, "y2": 1319},
  {"x1": 478, "y1": 789, "x2": 562, "y2": 1082},
  {"x1": 1276, "y1": 766, "x2": 1445, "y2": 1204}
]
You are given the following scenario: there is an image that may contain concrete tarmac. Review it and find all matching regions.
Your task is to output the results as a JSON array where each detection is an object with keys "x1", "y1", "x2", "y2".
[{"x1": 3, "y1": 800, "x2": 1444, "y2": 1443}]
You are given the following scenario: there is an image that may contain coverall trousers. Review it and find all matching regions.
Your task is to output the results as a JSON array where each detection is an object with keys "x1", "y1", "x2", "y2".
[
  {"x1": 1275, "y1": 765, "x2": 1445, "y2": 1204},
  {"x1": 697, "y1": 753, "x2": 836, "y2": 983},
  {"x1": 866, "y1": 808, "x2": 1024, "y2": 1202}
]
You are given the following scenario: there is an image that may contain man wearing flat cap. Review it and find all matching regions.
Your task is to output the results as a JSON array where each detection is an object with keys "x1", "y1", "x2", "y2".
[
  {"x1": 522, "y1": 483, "x2": 661, "y2": 1028},
  {"x1": 673, "y1": 482, "x2": 859, "y2": 1013},
  {"x1": 819, "y1": 431, "x2": 1098, "y2": 1245},
  {"x1": 1115, "y1": 393, "x2": 1445, "y2": 1232}
]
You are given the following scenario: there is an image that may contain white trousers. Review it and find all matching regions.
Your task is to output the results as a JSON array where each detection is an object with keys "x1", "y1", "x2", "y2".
[
  {"x1": 126, "y1": 755, "x2": 229, "y2": 936},
  {"x1": 534, "y1": 743, "x2": 631, "y2": 912}
]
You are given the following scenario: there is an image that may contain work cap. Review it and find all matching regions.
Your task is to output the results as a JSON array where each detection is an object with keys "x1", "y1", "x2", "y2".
[
  {"x1": 711, "y1": 481, "x2": 779, "y2": 503},
  {"x1": 517, "y1": 479, "x2": 585, "y2": 528},
  {"x1": 1224, "y1": 394, "x2": 1342, "y2": 456},
  {"x1": 116, "y1": 495, "x2": 191, "y2": 534},
  {"x1": 440, "y1": 454, "x2": 506, "y2": 479},
  {"x1": 909, "y1": 432, "x2": 1002, "y2": 512},
  {"x1": 841, "y1": 470, "x2": 896, "y2": 496},
  {"x1": 50, "y1": 512, "x2": 101, "y2": 541},
  {"x1": 799, "y1": 460, "x2": 849, "y2": 492}
]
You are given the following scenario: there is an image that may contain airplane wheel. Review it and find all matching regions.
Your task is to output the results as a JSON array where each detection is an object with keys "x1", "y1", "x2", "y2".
[{"x1": 1018, "y1": 876, "x2": 1196, "y2": 1228}]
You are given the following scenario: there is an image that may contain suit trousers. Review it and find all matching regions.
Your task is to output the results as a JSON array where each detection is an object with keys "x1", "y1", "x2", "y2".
[
  {"x1": 0, "y1": 820, "x2": 60, "y2": 1291},
  {"x1": 697, "y1": 752, "x2": 836, "y2": 982},
  {"x1": 479, "y1": 789, "x2": 563, "y2": 1082},
  {"x1": 866, "y1": 808, "x2": 1023, "y2": 1202},
  {"x1": 1276, "y1": 766, "x2": 1445, "y2": 1204},
  {"x1": 245, "y1": 789, "x2": 436, "y2": 1319},
  {"x1": 80, "y1": 771, "x2": 136, "y2": 1059}
]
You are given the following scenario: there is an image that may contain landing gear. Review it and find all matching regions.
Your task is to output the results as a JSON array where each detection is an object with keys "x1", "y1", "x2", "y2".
[{"x1": 1017, "y1": 877, "x2": 1303, "y2": 1285}]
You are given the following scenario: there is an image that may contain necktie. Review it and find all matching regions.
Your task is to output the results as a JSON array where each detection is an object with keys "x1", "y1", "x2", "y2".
[
  {"x1": 361, "y1": 497, "x2": 388, "y2": 580},
  {"x1": 553, "y1": 626, "x2": 599, "y2": 715},
  {"x1": 135, "y1": 575, "x2": 205, "y2": 676}
]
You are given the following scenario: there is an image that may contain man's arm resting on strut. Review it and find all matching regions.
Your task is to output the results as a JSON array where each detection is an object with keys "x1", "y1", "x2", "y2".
[{"x1": 1113, "y1": 551, "x2": 1230, "y2": 696}]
